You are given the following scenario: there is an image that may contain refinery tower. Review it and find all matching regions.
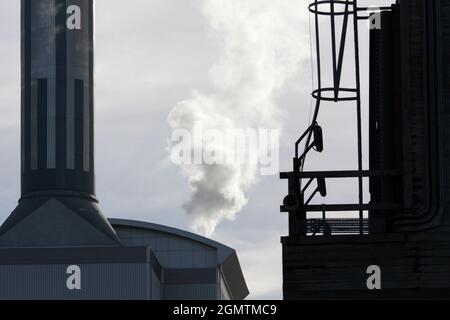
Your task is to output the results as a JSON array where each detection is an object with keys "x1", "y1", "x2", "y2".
[{"x1": 0, "y1": 0, "x2": 248, "y2": 300}]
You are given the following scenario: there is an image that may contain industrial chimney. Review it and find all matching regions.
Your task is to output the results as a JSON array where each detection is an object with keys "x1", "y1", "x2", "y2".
[{"x1": 0, "y1": 0, "x2": 121, "y2": 247}]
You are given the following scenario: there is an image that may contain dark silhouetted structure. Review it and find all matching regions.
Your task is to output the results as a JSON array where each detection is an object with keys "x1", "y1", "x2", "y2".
[
  {"x1": 0, "y1": 0, "x2": 120, "y2": 247},
  {"x1": 281, "y1": 0, "x2": 450, "y2": 299}
]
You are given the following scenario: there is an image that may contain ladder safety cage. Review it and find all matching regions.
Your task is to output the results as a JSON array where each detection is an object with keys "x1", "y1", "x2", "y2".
[{"x1": 281, "y1": 0, "x2": 400, "y2": 237}]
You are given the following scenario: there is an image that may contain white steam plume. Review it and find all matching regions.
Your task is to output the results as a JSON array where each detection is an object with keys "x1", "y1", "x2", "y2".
[{"x1": 168, "y1": 0, "x2": 309, "y2": 236}]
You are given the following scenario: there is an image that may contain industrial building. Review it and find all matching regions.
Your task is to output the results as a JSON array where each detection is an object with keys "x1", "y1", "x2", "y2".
[
  {"x1": 0, "y1": 218, "x2": 247, "y2": 300},
  {"x1": 0, "y1": 0, "x2": 248, "y2": 300},
  {"x1": 281, "y1": 0, "x2": 450, "y2": 299}
]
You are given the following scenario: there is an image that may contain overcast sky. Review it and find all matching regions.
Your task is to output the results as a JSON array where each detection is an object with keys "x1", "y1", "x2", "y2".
[{"x1": 0, "y1": 0, "x2": 392, "y2": 299}]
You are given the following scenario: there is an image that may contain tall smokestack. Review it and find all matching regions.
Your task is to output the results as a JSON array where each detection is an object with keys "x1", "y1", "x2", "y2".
[{"x1": 0, "y1": 0, "x2": 121, "y2": 247}]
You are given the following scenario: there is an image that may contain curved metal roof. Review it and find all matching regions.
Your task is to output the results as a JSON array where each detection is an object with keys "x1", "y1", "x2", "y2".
[
  {"x1": 109, "y1": 218, "x2": 232, "y2": 263},
  {"x1": 109, "y1": 218, "x2": 249, "y2": 300}
]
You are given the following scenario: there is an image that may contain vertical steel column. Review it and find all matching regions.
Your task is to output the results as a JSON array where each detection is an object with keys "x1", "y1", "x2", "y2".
[{"x1": 352, "y1": 0, "x2": 364, "y2": 234}]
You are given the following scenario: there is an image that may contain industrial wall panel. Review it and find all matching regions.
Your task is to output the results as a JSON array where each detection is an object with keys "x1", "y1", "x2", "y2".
[
  {"x1": 282, "y1": 236, "x2": 450, "y2": 299},
  {"x1": 0, "y1": 263, "x2": 149, "y2": 300},
  {"x1": 163, "y1": 284, "x2": 218, "y2": 300},
  {"x1": 83, "y1": 81, "x2": 90, "y2": 172},
  {"x1": 164, "y1": 268, "x2": 217, "y2": 285},
  {"x1": 151, "y1": 270, "x2": 161, "y2": 300},
  {"x1": 219, "y1": 273, "x2": 232, "y2": 300},
  {"x1": 116, "y1": 227, "x2": 215, "y2": 251},
  {"x1": 115, "y1": 227, "x2": 217, "y2": 269},
  {"x1": 37, "y1": 79, "x2": 48, "y2": 169},
  {"x1": 180, "y1": 250, "x2": 194, "y2": 268},
  {"x1": 66, "y1": 78, "x2": 75, "y2": 170},
  {"x1": 47, "y1": 77, "x2": 56, "y2": 168},
  {"x1": 30, "y1": 80, "x2": 38, "y2": 170}
]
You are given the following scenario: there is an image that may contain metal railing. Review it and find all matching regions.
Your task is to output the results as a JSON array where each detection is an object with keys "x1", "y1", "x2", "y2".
[{"x1": 308, "y1": 218, "x2": 369, "y2": 235}]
